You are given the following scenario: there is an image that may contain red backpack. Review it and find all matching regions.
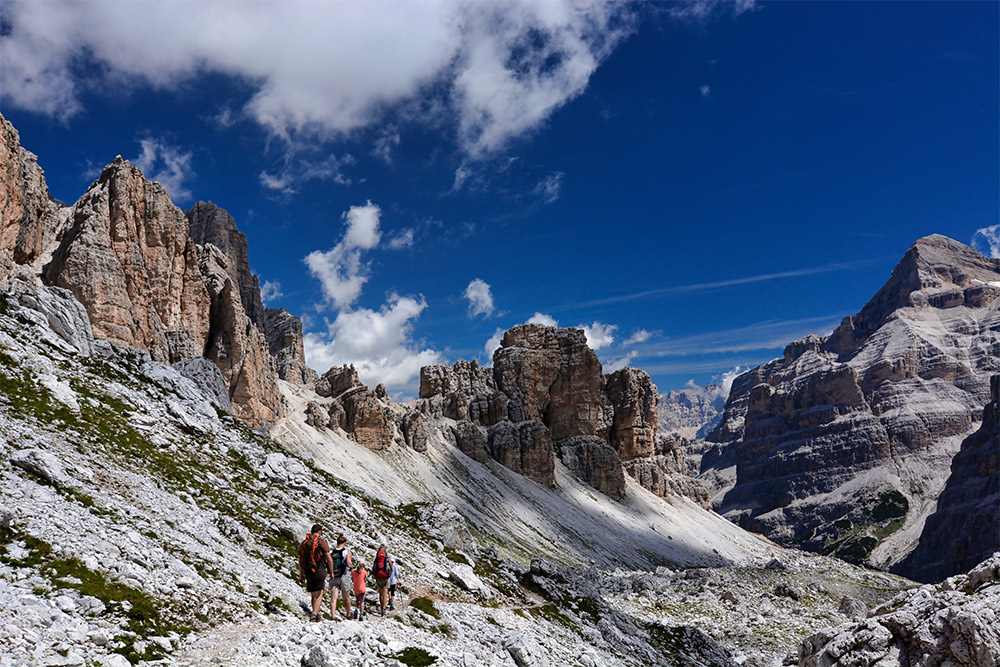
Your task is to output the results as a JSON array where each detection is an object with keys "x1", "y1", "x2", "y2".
[
  {"x1": 299, "y1": 533, "x2": 323, "y2": 574},
  {"x1": 374, "y1": 550, "x2": 391, "y2": 577}
]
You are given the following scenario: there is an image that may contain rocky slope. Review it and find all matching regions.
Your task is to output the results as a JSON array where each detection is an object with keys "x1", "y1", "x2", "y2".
[
  {"x1": 896, "y1": 375, "x2": 999, "y2": 582},
  {"x1": 704, "y1": 235, "x2": 1000, "y2": 575},
  {"x1": 0, "y1": 282, "x2": 924, "y2": 667},
  {"x1": 0, "y1": 114, "x2": 302, "y2": 426},
  {"x1": 800, "y1": 553, "x2": 1000, "y2": 667}
]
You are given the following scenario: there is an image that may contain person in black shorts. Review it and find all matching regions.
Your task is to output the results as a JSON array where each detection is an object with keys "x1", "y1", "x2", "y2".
[{"x1": 298, "y1": 524, "x2": 334, "y2": 622}]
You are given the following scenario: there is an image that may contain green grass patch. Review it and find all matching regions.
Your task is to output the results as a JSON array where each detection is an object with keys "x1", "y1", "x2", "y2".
[
  {"x1": 410, "y1": 596, "x2": 441, "y2": 619},
  {"x1": 389, "y1": 647, "x2": 438, "y2": 666}
]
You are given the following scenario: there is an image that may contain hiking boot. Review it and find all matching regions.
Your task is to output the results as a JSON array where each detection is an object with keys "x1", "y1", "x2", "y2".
[
  {"x1": 310, "y1": 613, "x2": 320, "y2": 623},
  {"x1": 388, "y1": 603, "x2": 394, "y2": 611}
]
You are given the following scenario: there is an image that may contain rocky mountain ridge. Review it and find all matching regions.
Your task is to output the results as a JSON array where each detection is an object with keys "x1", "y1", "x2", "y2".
[
  {"x1": 0, "y1": 114, "x2": 310, "y2": 426},
  {"x1": 702, "y1": 234, "x2": 1000, "y2": 579}
]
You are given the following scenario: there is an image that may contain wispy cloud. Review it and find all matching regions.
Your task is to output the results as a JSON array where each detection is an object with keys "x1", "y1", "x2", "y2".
[
  {"x1": 532, "y1": 172, "x2": 565, "y2": 204},
  {"x1": 635, "y1": 314, "x2": 846, "y2": 358},
  {"x1": 260, "y1": 280, "x2": 283, "y2": 306},
  {"x1": 700, "y1": 84, "x2": 711, "y2": 97},
  {"x1": 133, "y1": 137, "x2": 194, "y2": 201},
  {"x1": 567, "y1": 258, "x2": 887, "y2": 309}
]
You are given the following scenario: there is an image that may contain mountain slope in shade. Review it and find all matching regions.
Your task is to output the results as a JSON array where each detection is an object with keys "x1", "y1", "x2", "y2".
[
  {"x1": 895, "y1": 375, "x2": 999, "y2": 582},
  {"x1": 705, "y1": 235, "x2": 1000, "y2": 575}
]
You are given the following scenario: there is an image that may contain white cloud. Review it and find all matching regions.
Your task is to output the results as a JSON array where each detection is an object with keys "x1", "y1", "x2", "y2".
[
  {"x1": 387, "y1": 229, "x2": 415, "y2": 250},
  {"x1": 578, "y1": 321, "x2": 616, "y2": 350},
  {"x1": 259, "y1": 153, "x2": 354, "y2": 195},
  {"x1": 716, "y1": 365, "x2": 747, "y2": 397},
  {"x1": 700, "y1": 84, "x2": 711, "y2": 97},
  {"x1": 304, "y1": 201, "x2": 382, "y2": 309},
  {"x1": 133, "y1": 137, "x2": 194, "y2": 201},
  {"x1": 532, "y1": 172, "x2": 564, "y2": 204},
  {"x1": 623, "y1": 329, "x2": 651, "y2": 345},
  {"x1": 972, "y1": 225, "x2": 1000, "y2": 259},
  {"x1": 604, "y1": 351, "x2": 638, "y2": 373},
  {"x1": 484, "y1": 328, "x2": 505, "y2": 360},
  {"x1": 667, "y1": 0, "x2": 757, "y2": 22},
  {"x1": 372, "y1": 126, "x2": 401, "y2": 164},
  {"x1": 464, "y1": 278, "x2": 495, "y2": 317},
  {"x1": 303, "y1": 294, "x2": 442, "y2": 391},
  {"x1": 450, "y1": 164, "x2": 473, "y2": 194},
  {"x1": 527, "y1": 312, "x2": 558, "y2": 327},
  {"x1": 260, "y1": 280, "x2": 283, "y2": 305},
  {"x1": 1, "y1": 1, "x2": 635, "y2": 159}
]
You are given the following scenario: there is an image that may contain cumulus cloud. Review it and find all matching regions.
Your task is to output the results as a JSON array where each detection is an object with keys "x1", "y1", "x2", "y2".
[
  {"x1": 1, "y1": 1, "x2": 635, "y2": 159},
  {"x1": 260, "y1": 280, "x2": 283, "y2": 305},
  {"x1": 972, "y1": 225, "x2": 1000, "y2": 259},
  {"x1": 133, "y1": 137, "x2": 194, "y2": 201},
  {"x1": 304, "y1": 201, "x2": 382, "y2": 310},
  {"x1": 578, "y1": 321, "x2": 616, "y2": 350},
  {"x1": 303, "y1": 294, "x2": 442, "y2": 391},
  {"x1": 623, "y1": 329, "x2": 651, "y2": 345},
  {"x1": 464, "y1": 278, "x2": 495, "y2": 317},
  {"x1": 527, "y1": 312, "x2": 558, "y2": 327}
]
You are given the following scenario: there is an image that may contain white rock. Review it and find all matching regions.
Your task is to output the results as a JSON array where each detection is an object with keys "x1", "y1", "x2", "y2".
[
  {"x1": 10, "y1": 448, "x2": 69, "y2": 486},
  {"x1": 449, "y1": 564, "x2": 491, "y2": 599}
]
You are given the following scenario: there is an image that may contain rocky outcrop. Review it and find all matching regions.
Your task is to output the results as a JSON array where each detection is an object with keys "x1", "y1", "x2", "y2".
[
  {"x1": 341, "y1": 389, "x2": 393, "y2": 450},
  {"x1": 44, "y1": 157, "x2": 212, "y2": 364},
  {"x1": 198, "y1": 244, "x2": 284, "y2": 426},
  {"x1": 705, "y1": 235, "x2": 1000, "y2": 572},
  {"x1": 185, "y1": 201, "x2": 265, "y2": 329},
  {"x1": 310, "y1": 364, "x2": 393, "y2": 449},
  {"x1": 453, "y1": 421, "x2": 489, "y2": 463},
  {"x1": 0, "y1": 115, "x2": 64, "y2": 281},
  {"x1": 171, "y1": 358, "x2": 233, "y2": 415},
  {"x1": 419, "y1": 360, "x2": 496, "y2": 421},
  {"x1": 605, "y1": 367, "x2": 658, "y2": 460},
  {"x1": 262, "y1": 307, "x2": 317, "y2": 385},
  {"x1": 315, "y1": 364, "x2": 363, "y2": 398},
  {"x1": 486, "y1": 421, "x2": 555, "y2": 486},
  {"x1": 897, "y1": 375, "x2": 999, "y2": 582},
  {"x1": 401, "y1": 411, "x2": 428, "y2": 452},
  {"x1": 800, "y1": 554, "x2": 1000, "y2": 667},
  {"x1": 622, "y1": 434, "x2": 711, "y2": 508},
  {"x1": 556, "y1": 437, "x2": 626, "y2": 500},
  {"x1": 494, "y1": 325, "x2": 611, "y2": 440}
]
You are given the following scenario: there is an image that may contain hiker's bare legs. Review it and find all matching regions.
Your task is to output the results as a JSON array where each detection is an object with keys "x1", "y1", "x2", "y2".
[
  {"x1": 311, "y1": 590, "x2": 323, "y2": 618},
  {"x1": 379, "y1": 586, "x2": 388, "y2": 613},
  {"x1": 329, "y1": 588, "x2": 339, "y2": 619}
]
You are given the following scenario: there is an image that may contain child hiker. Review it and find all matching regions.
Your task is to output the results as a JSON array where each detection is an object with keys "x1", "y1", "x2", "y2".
[{"x1": 351, "y1": 559, "x2": 368, "y2": 621}]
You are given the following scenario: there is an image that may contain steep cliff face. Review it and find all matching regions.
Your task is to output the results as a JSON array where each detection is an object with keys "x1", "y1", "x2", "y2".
[
  {"x1": 1, "y1": 118, "x2": 288, "y2": 426},
  {"x1": 896, "y1": 375, "x2": 999, "y2": 582},
  {"x1": 263, "y1": 307, "x2": 318, "y2": 386},
  {"x1": 0, "y1": 116, "x2": 65, "y2": 281},
  {"x1": 44, "y1": 157, "x2": 212, "y2": 364},
  {"x1": 185, "y1": 201, "x2": 265, "y2": 329},
  {"x1": 707, "y1": 235, "x2": 1000, "y2": 572},
  {"x1": 198, "y1": 244, "x2": 285, "y2": 425}
]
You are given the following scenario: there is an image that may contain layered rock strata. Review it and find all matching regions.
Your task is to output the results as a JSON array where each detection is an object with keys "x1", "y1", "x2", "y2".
[
  {"x1": 897, "y1": 375, "x2": 999, "y2": 582},
  {"x1": 706, "y1": 235, "x2": 1000, "y2": 571}
]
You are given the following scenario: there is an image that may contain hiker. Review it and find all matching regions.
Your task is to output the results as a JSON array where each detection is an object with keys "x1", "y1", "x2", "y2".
[
  {"x1": 351, "y1": 559, "x2": 368, "y2": 621},
  {"x1": 298, "y1": 524, "x2": 334, "y2": 622},
  {"x1": 387, "y1": 553, "x2": 401, "y2": 611},
  {"x1": 328, "y1": 534, "x2": 353, "y2": 620},
  {"x1": 372, "y1": 544, "x2": 394, "y2": 616}
]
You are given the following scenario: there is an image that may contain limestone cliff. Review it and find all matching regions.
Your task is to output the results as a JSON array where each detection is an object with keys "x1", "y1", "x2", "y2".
[{"x1": 706, "y1": 235, "x2": 1000, "y2": 571}]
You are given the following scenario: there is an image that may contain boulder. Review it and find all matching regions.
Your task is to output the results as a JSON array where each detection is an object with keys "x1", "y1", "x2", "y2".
[
  {"x1": 258, "y1": 453, "x2": 310, "y2": 490},
  {"x1": 7, "y1": 286, "x2": 95, "y2": 356},
  {"x1": 171, "y1": 357, "x2": 233, "y2": 414},
  {"x1": 556, "y1": 436, "x2": 626, "y2": 500},
  {"x1": 11, "y1": 448, "x2": 70, "y2": 486},
  {"x1": 416, "y1": 503, "x2": 476, "y2": 551},
  {"x1": 448, "y1": 564, "x2": 491, "y2": 598}
]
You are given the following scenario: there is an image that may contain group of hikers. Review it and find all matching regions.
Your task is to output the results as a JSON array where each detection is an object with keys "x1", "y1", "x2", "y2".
[{"x1": 298, "y1": 525, "x2": 399, "y2": 622}]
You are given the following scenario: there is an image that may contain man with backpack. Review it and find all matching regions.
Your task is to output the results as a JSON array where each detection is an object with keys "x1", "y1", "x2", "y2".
[
  {"x1": 328, "y1": 534, "x2": 353, "y2": 621},
  {"x1": 298, "y1": 524, "x2": 334, "y2": 622},
  {"x1": 372, "y1": 544, "x2": 394, "y2": 616}
]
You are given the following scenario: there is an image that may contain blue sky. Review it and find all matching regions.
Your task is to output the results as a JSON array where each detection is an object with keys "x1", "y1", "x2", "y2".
[{"x1": 2, "y1": 1, "x2": 997, "y2": 398}]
